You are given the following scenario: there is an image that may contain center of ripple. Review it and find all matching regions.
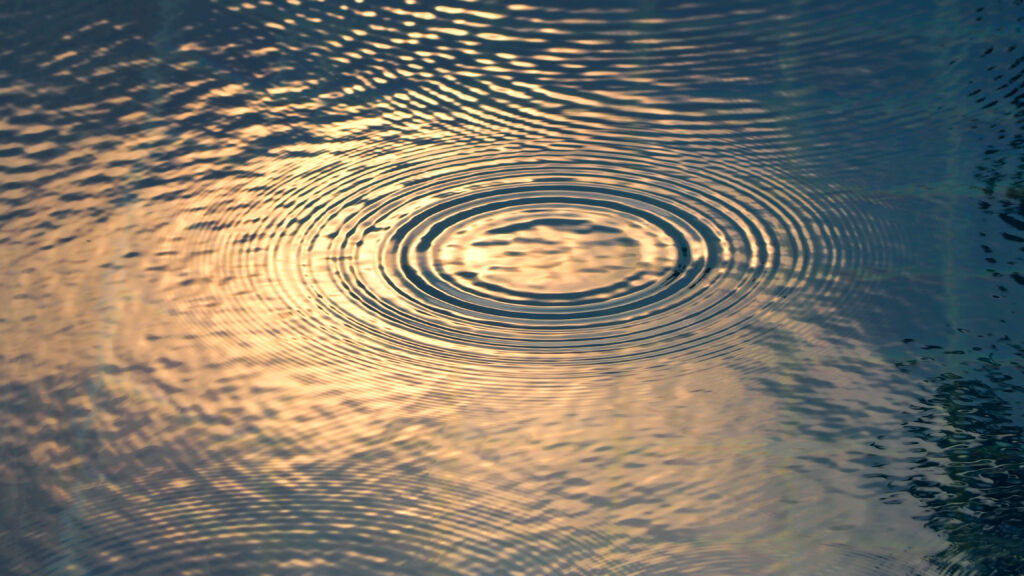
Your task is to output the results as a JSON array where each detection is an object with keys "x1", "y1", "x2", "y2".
[{"x1": 434, "y1": 204, "x2": 679, "y2": 305}]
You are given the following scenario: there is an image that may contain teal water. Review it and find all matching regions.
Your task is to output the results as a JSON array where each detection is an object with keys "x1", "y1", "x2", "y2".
[{"x1": 1, "y1": 1, "x2": 1022, "y2": 574}]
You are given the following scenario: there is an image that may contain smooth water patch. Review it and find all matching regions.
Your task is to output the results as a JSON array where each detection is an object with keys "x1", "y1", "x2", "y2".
[{"x1": 429, "y1": 202, "x2": 682, "y2": 305}]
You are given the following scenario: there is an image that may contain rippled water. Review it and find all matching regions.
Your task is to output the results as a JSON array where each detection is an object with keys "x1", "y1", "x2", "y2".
[{"x1": 2, "y1": 0, "x2": 1023, "y2": 574}]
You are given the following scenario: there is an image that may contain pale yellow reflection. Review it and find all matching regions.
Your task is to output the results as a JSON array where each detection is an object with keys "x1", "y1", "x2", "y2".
[{"x1": 0, "y1": 4, "x2": 930, "y2": 568}]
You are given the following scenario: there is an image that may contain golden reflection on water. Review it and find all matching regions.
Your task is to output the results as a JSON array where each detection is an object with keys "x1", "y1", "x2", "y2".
[
  {"x1": 0, "y1": 0, "x2": 956, "y2": 573},
  {"x1": 0, "y1": 145, "x2": 904, "y2": 570},
  {"x1": 0, "y1": 100, "x2": 907, "y2": 569}
]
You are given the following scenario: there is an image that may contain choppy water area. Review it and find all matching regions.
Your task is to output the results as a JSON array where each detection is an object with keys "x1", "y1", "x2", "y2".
[{"x1": 2, "y1": 0, "x2": 1023, "y2": 574}]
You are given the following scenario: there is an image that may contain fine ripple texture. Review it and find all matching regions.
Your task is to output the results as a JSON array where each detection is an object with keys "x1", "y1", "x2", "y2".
[
  {"x1": 37, "y1": 460, "x2": 620, "y2": 576},
  {"x1": 3, "y1": 0, "x2": 996, "y2": 575}
]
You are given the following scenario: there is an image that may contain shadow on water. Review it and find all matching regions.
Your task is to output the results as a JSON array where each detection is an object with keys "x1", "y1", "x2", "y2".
[
  {"x1": 892, "y1": 2, "x2": 1024, "y2": 570},
  {"x1": 895, "y1": 337, "x2": 1024, "y2": 575}
]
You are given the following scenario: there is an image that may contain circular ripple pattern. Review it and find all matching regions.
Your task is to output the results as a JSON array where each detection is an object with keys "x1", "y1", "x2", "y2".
[
  {"x1": 163, "y1": 142, "x2": 876, "y2": 387},
  {"x1": 326, "y1": 170, "x2": 772, "y2": 353}
]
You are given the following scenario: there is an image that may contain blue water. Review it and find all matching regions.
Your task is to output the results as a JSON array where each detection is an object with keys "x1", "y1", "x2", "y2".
[{"x1": 1, "y1": 0, "x2": 1023, "y2": 574}]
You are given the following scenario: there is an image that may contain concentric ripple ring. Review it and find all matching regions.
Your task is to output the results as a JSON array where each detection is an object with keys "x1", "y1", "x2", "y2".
[
  {"x1": 388, "y1": 189, "x2": 702, "y2": 321},
  {"x1": 160, "y1": 145, "x2": 867, "y2": 388}
]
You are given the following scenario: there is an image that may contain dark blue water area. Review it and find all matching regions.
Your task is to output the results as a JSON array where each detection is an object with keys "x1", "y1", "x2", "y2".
[{"x1": 1, "y1": 0, "x2": 1024, "y2": 575}]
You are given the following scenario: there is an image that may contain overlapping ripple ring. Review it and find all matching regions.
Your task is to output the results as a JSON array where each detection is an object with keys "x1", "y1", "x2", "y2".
[{"x1": 169, "y1": 143, "x2": 862, "y2": 384}]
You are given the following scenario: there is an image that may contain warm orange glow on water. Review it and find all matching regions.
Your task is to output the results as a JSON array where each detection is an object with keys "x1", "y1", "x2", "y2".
[
  {"x1": 0, "y1": 99, "x2": 919, "y2": 567},
  {"x1": 4, "y1": 0, "x2": 1019, "y2": 574}
]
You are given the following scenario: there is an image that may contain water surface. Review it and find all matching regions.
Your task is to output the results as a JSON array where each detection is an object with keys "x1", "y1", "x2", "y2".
[{"x1": 2, "y1": 0, "x2": 1023, "y2": 574}]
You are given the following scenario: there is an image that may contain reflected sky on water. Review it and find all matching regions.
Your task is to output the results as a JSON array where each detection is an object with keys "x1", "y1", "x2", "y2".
[{"x1": 2, "y1": 0, "x2": 1023, "y2": 574}]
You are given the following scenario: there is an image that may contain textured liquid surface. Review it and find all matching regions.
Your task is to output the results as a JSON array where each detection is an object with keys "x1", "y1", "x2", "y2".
[
  {"x1": 2, "y1": 1, "x2": 1024, "y2": 575},
  {"x1": 437, "y1": 205, "x2": 678, "y2": 300}
]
